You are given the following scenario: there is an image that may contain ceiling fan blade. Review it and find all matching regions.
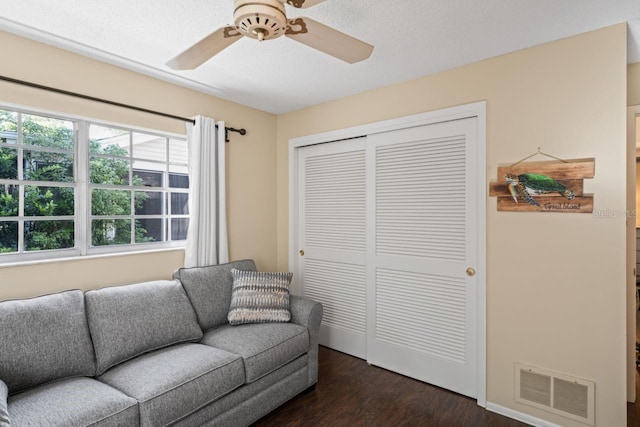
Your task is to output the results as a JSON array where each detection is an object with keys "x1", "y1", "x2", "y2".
[
  {"x1": 285, "y1": 17, "x2": 373, "y2": 63},
  {"x1": 284, "y1": 0, "x2": 328, "y2": 8},
  {"x1": 166, "y1": 26, "x2": 242, "y2": 70}
]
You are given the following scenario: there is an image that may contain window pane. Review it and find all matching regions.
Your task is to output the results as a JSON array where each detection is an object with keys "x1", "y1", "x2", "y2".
[
  {"x1": 22, "y1": 115, "x2": 73, "y2": 151},
  {"x1": 0, "y1": 148, "x2": 18, "y2": 179},
  {"x1": 24, "y1": 151, "x2": 73, "y2": 182},
  {"x1": 169, "y1": 172, "x2": 189, "y2": 189},
  {"x1": 171, "y1": 193, "x2": 189, "y2": 215},
  {"x1": 132, "y1": 133, "x2": 166, "y2": 162},
  {"x1": 91, "y1": 189, "x2": 131, "y2": 215},
  {"x1": 90, "y1": 156, "x2": 130, "y2": 185},
  {"x1": 171, "y1": 218, "x2": 189, "y2": 241},
  {"x1": 136, "y1": 219, "x2": 163, "y2": 243},
  {"x1": 0, "y1": 221, "x2": 18, "y2": 253},
  {"x1": 135, "y1": 191, "x2": 163, "y2": 215},
  {"x1": 24, "y1": 220, "x2": 74, "y2": 251},
  {"x1": 169, "y1": 164, "x2": 188, "y2": 177},
  {"x1": 169, "y1": 138, "x2": 187, "y2": 164},
  {"x1": 0, "y1": 110, "x2": 18, "y2": 143},
  {"x1": 92, "y1": 219, "x2": 132, "y2": 246},
  {"x1": 0, "y1": 185, "x2": 18, "y2": 217},
  {"x1": 90, "y1": 125, "x2": 130, "y2": 156},
  {"x1": 24, "y1": 186, "x2": 74, "y2": 216},
  {"x1": 0, "y1": 147, "x2": 18, "y2": 179},
  {"x1": 132, "y1": 168, "x2": 163, "y2": 187}
]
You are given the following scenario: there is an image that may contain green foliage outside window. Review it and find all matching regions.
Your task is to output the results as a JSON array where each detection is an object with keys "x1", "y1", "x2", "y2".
[{"x1": 0, "y1": 111, "x2": 153, "y2": 253}]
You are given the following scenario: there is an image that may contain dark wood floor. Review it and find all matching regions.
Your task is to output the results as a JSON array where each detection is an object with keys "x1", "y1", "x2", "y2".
[
  {"x1": 628, "y1": 369, "x2": 640, "y2": 427},
  {"x1": 627, "y1": 309, "x2": 640, "y2": 427},
  {"x1": 252, "y1": 346, "x2": 528, "y2": 427}
]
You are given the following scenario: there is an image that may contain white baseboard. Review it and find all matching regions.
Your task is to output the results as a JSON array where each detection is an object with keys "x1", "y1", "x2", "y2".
[{"x1": 486, "y1": 402, "x2": 560, "y2": 427}]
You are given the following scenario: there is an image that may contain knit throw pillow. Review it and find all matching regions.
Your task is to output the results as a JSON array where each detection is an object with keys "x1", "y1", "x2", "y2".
[
  {"x1": 228, "y1": 269, "x2": 292, "y2": 325},
  {"x1": 0, "y1": 379, "x2": 9, "y2": 426}
]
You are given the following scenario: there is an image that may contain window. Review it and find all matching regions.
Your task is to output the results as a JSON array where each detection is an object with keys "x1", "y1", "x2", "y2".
[
  {"x1": 88, "y1": 125, "x2": 189, "y2": 247},
  {"x1": 0, "y1": 107, "x2": 188, "y2": 262}
]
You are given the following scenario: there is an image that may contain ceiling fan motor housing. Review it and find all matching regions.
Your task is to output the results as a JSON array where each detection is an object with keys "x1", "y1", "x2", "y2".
[{"x1": 234, "y1": 0, "x2": 287, "y2": 41}]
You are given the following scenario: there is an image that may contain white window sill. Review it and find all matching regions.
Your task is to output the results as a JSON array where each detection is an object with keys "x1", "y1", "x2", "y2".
[{"x1": 0, "y1": 247, "x2": 185, "y2": 270}]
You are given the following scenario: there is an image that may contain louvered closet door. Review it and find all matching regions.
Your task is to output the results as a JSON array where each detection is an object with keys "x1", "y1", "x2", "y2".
[
  {"x1": 366, "y1": 118, "x2": 478, "y2": 398},
  {"x1": 298, "y1": 138, "x2": 367, "y2": 358}
]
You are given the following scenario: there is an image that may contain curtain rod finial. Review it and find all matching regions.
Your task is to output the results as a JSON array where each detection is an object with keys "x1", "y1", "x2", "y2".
[{"x1": 225, "y1": 127, "x2": 247, "y2": 143}]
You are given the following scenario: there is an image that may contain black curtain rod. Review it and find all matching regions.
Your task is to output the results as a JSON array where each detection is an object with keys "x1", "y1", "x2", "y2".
[{"x1": 0, "y1": 74, "x2": 247, "y2": 142}]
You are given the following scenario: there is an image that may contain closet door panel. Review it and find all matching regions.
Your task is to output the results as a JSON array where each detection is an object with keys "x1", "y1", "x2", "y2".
[
  {"x1": 298, "y1": 138, "x2": 367, "y2": 357},
  {"x1": 366, "y1": 118, "x2": 478, "y2": 398}
]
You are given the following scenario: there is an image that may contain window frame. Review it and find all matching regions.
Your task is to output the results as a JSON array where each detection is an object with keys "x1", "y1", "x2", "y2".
[{"x1": 0, "y1": 103, "x2": 189, "y2": 264}]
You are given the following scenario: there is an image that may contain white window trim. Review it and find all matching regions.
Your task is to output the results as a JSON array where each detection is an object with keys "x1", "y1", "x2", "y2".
[{"x1": 0, "y1": 102, "x2": 188, "y2": 265}]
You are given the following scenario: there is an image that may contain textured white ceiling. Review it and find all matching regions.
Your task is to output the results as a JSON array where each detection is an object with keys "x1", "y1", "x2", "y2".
[{"x1": 1, "y1": 0, "x2": 639, "y2": 114}]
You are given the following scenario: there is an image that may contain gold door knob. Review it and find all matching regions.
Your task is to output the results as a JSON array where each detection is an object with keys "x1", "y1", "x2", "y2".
[
  {"x1": 299, "y1": 250, "x2": 305, "y2": 256},
  {"x1": 466, "y1": 268, "x2": 476, "y2": 277}
]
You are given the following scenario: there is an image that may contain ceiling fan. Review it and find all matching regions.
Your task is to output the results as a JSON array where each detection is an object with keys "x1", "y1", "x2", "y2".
[{"x1": 166, "y1": 0, "x2": 374, "y2": 70}]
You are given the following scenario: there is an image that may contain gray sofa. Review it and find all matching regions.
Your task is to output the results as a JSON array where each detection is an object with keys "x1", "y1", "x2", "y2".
[{"x1": 0, "y1": 259, "x2": 323, "y2": 427}]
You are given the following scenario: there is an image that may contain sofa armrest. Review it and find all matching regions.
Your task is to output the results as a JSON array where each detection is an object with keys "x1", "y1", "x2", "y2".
[
  {"x1": 289, "y1": 295, "x2": 323, "y2": 387},
  {"x1": 0, "y1": 379, "x2": 10, "y2": 427}
]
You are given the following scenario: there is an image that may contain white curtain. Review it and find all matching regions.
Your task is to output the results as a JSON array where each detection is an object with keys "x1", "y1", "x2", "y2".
[{"x1": 184, "y1": 116, "x2": 229, "y2": 267}]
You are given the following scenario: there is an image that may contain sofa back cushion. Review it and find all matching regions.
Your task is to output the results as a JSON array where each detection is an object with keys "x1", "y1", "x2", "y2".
[
  {"x1": 85, "y1": 280, "x2": 203, "y2": 375},
  {"x1": 173, "y1": 259, "x2": 257, "y2": 330},
  {"x1": 0, "y1": 290, "x2": 96, "y2": 394}
]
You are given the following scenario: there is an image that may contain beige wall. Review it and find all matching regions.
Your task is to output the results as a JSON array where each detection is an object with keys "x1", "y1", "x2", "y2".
[
  {"x1": 0, "y1": 30, "x2": 278, "y2": 298},
  {"x1": 636, "y1": 158, "x2": 640, "y2": 228},
  {"x1": 277, "y1": 24, "x2": 627, "y2": 426},
  {"x1": 629, "y1": 62, "x2": 640, "y2": 106},
  {"x1": 628, "y1": 59, "x2": 640, "y2": 401},
  {"x1": 629, "y1": 113, "x2": 639, "y2": 400},
  {"x1": 0, "y1": 250, "x2": 185, "y2": 300}
]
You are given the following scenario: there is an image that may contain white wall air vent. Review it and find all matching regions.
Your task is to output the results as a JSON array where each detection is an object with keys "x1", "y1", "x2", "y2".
[{"x1": 515, "y1": 363, "x2": 595, "y2": 426}]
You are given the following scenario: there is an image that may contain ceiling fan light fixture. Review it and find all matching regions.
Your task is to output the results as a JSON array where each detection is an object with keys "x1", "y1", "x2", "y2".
[
  {"x1": 166, "y1": 0, "x2": 373, "y2": 70},
  {"x1": 234, "y1": 0, "x2": 287, "y2": 41}
]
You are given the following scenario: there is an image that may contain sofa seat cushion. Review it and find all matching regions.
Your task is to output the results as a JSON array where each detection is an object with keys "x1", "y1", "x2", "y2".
[
  {"x1": 98, "y1": 343, "x2": 244, "y2": 427},
  {"x1": 0, "y1": 290, "x2": 96, "y2": 394},
  {"x1": 200, "y1": 323, "x2": 309, "y2": 383},
  {"x1": 8, "y1": 377, "x2": 138, "y2": 427}
]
